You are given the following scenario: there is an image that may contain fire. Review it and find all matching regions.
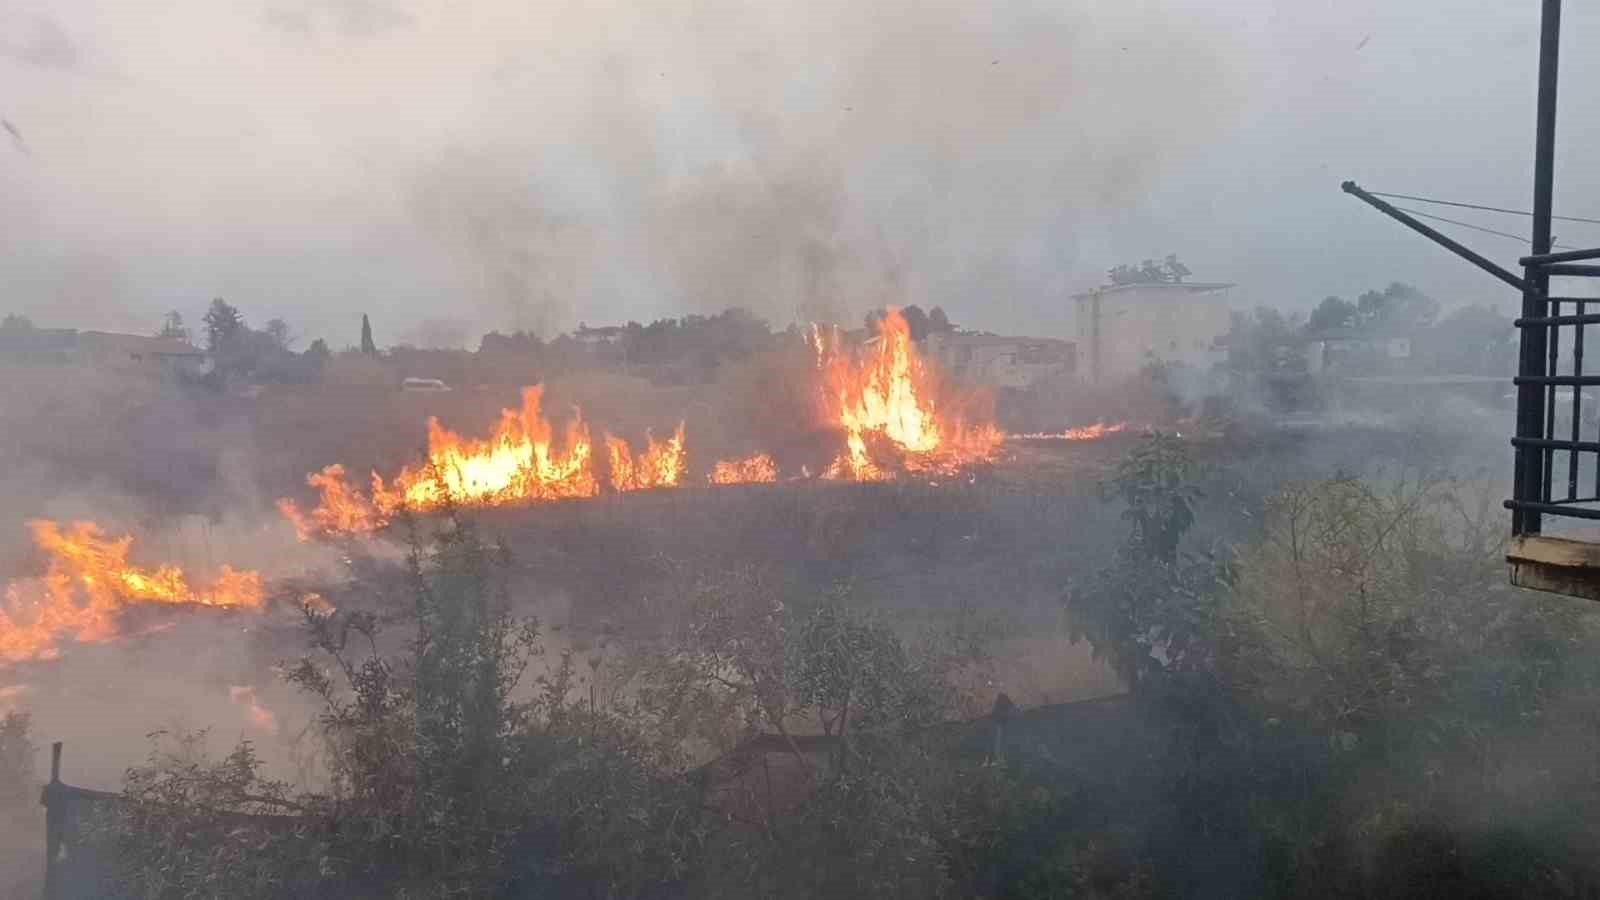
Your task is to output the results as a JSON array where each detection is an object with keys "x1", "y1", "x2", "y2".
[
  {"x1": 278, "y1": 464, "x2": 382, "y2": 540},
  {"x1": 816, "y1": 310, "x2": 1002, "y2": 479},
  {"x1": 283, "y1": 309, "x2": 1006, "y2": 537},
  {"x1": 283, "y1": 386, "x2": 601, "y2": 538},
  {"x1": 229, "y1": 685, "x2": 279, "y2": 734},
  {"x1": 1011, "y1": 422, "x2": 1131, "y2": 441},
  {"x1": 377, "y1": 385, "x2": 598, "y2": 511},
  {"x1": 607, "y1": 422, "x2": 688, "y2": 492},
  {"x1": 709, "y1": 453, "x2": 779, "y2": 485},
  {"x1": 0, "y1": 520, "x2": 265, "y2": 664}
]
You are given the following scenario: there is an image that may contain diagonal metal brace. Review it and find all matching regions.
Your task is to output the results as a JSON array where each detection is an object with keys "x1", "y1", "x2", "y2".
[{"x1": 1342, "y1": 181, "x2": 1528, "y2": 292}]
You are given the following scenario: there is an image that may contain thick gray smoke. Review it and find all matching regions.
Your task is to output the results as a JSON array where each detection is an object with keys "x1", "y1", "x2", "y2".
[
  {"x1": 0, "y1": 0, "x2": 1249, "y2": 340},
  {"x1": 397, "y1": 0, "x2": 1242, "y2": 334}
]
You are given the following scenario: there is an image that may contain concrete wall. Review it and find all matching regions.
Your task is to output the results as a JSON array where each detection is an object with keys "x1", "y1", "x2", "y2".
[{"x1": 1075, "y1": 285, "x2": 1232, "y2": 382}]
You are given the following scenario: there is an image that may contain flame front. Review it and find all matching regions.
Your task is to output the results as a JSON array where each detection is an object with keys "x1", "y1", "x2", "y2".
[
  {"x1": 283, "y1": 309, "x2": 1005, "y2": 537},
  {"x1": 0, "y1": 520, "x2": 264, "y2": 664},
  {"x1": 709, "y1": 453, "x2": 779, "y2": 485},
  {"x1": 380, "y1": 385, "x2": 598, "y2": 510},
  {"x1": 817, "y1": 309, "x2": 1001, "y2": 480},
  {"x1": 607, "y1": 422, "x2": 688, "y2": 492},
  {"x1": 284, "y1": 386, "x2": 602, "y2": 538}
]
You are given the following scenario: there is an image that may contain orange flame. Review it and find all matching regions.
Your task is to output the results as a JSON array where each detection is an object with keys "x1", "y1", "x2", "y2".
[
  {"x1": 283, "y1": 386, "x2": 601, "y2": 538},
  {"x1": 377, "y1": 385, "x2": 597, "y2": 511},
  {"x1": 283, "y1": 310, "x2": 1006, "y2": 536},
  {"x1": 229, "y1": 684, "x2": 279, "y2": 734},
  {"x1": 0, "y1": 521, "x2": 265, "y2": 664},
  {"x1": 709, "y1": 453, "x2": 779, "y2": 485},
  {"x1": 606, "y1": 422, "x2": 688, "y2": 492},
  {"x1": 816, "y1": 309, "x2": 1002, "y2": 479}
]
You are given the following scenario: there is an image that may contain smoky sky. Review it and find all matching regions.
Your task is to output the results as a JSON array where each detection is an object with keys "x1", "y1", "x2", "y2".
[{"x1": 2, "y1": 0, "x2": 1599, "y2": 346}]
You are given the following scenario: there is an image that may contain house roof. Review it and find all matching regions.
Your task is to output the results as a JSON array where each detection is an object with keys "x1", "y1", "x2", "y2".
[
  {"x1": 1069, "y1": 281, "x2": 1234, "y2": 300},
  {"x1": 76, "y1": 331, "x2": 204, "y2": 357},
  {"x1": 929, "y1": 331, "x2": 1072, "y2": 348}
]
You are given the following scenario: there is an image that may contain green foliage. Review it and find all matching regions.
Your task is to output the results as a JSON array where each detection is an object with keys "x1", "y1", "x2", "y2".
[
  {"x1": 263, "y1": 318, "x2": 293, "y2": 350},
  {"x1": 359, "y1": 313, "x2": 377, "y2": 355},
  {"x1": 1107, "y1": 254, "x2": 1190, "y2": 286},
  {"x1": 95, "y1": 732, "x2": 324, "y2": 900},
  {"x1": 1309, "y1": 282, "x2": 1438, "y2": 336},
  {"x1": 303, "y1": 338, "x2": 331, "y2": 367},
  {"x1": 101, "y1": 505, "x2": 698, "y2": 899},
  {"x1": 1223, "y1": 307, "x2": 1306, "y2": 374},
  {"x1": 1308, "y1": 295, "x2": 1358, "y2": 333},
  {"x1": 1066, "y1": 434, "x2": 1221, "y2": 688},
  {"x1": 1103, "y1": 432, "x2": 1200, "y2": 565},
  {"x1": 202, "y1": 298, "x2": 245, "y2": 354},
  {"x1": 156, "y1": 311, "x2": 190, "y2": 343},
  {"x1": 0, "y1": 710, "x2": 34, "y2": 808}
]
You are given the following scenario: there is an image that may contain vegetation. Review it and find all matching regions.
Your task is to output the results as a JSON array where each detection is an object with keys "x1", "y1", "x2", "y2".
[
  {"x1": 863, "y1": 304, "x2": 955, "y2": 342},
  {"x1": 359, "y1": 313, "x2": 377, "y2": 356},
  {"x1": 0, "y1": 711, "x2": 33, "y2": 809},
  {"x1": 1107, "y1": 254, "x2": 1192, "y2": 286},
  {"x1": 1061, "y1": 435, "x2": 1600, "y2": 897}
]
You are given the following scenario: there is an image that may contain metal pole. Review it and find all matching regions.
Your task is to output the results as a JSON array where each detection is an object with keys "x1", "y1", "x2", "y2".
[
  {"x1": 1514, "y1": 0, "x2": 1561, "y2": 534},
  {"x1": 42, "y1": 742, "x2": 62, "y2": 900},
  {"x1": 1342, "y1": 181, "x2": 1527, "y2": 292}
]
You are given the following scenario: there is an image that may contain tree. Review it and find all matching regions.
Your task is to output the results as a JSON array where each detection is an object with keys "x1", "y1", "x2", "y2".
[
  {"x1": 100, "y1": 506, "x2": 698, "y2": 898},
  {"x1": 1067, "y1": 434, "x2": 1220, "y2": 688},
  {"x1": 302, "y1": 338, "x2": 331, "y2": 369},
  {"x1": 156, "y1": 310, "x2": 190, "y2": 343},
  {"x1": 1103, "y1": 433, "x2": 1199, "y2": 565},
  {"x1": 1421, "y1": 304, "x2": 1513, "y2": 375},
  {"x1": 1356, "y1": 281, "x2": 1438, "y2": 331},
  {"x1": 900, "y1": 304, "x2": 931, "y2": 341},
  {"x1": 1107, "y1": 254, "x2": 1191, "y2": 286},
  {"x1": 927, "y1": 306, "x2": 954, "y2": 334},
  {"x1": 640, "y1": 570, "x2": 992, "y2": 899},
  {"x1": 1311, "y1": 283, "x2": 1439, "y2": 335},
  {"x1": 359, "y1": 314, "x2": 377, "y2": 355},
  {"x1": 1223, "y1": 306, "x2": 1304, "y2": 374},
  {"x1": 1308, "y1": 295, "x2": 1358, "y2": 333},
  {"x1": 0, "y1": 313, "x2": 34, "y2": 333},
  {"x1": 263, "y1": 317, "x2": 293, "y2": 351},
  {"x1": 202, "y1": 298, "x2": 245, "y2": 353}
]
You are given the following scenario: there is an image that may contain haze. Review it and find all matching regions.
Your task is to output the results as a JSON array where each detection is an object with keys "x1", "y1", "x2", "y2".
[{"x1": 3, "y1": 0, "x2": 1599, "y2": 344}]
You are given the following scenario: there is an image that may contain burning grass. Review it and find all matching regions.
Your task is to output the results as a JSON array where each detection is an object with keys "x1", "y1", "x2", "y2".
[
  {"x1": 280, "y1": 309, "x2": 1012, "y2": 539},
  {"x1": 0, "y1": 521, "x2": 265, "y2": 664}
]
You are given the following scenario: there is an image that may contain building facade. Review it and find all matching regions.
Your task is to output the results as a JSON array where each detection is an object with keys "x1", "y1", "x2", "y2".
[
  {"x1": 923, "y1": 332, "x2": 1076, "y2": 389},
  {"x1": 1071, "y1": 282, "x2": 1234, "y2": 383}
]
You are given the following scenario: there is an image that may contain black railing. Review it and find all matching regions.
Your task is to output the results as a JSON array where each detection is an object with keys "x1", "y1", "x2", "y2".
[{"x1": 1509, "y1": 250, "x2": 1600, "y2": 534}]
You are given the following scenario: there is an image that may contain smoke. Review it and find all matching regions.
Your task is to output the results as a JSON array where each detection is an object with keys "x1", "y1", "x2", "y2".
[
  {"x1": 0, "y1": 0, "x2": 1247, "y2": 340},
  {"x1": 396, "y1": 0, "x2": 1244, "y2": 333}
]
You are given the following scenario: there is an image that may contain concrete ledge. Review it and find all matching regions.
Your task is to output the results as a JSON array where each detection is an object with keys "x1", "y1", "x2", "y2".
[{"x1": 1508, "y1": 535, "x2": 1600, "y2": 601}]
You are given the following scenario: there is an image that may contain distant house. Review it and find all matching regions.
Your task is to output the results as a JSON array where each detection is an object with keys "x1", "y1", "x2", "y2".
[
  {"x1": 0, "y1": 327, "x2": 206, "y2": 381},
  {"x1": 1303, "y1": 327, "x2": 1415, "y2": 375},
  {"x1": 573, "y1": 324, "x2": 628, "y2": 347},
  {"x1": 73, "y1": 331, "x2": 207, "y2": 380},
  {"x1": 1071, "y1": 282, "x2": 1235, "y2": 383},
  {"x1": 923, "y1": 331, "x2": 1076, "y2": 389}
]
